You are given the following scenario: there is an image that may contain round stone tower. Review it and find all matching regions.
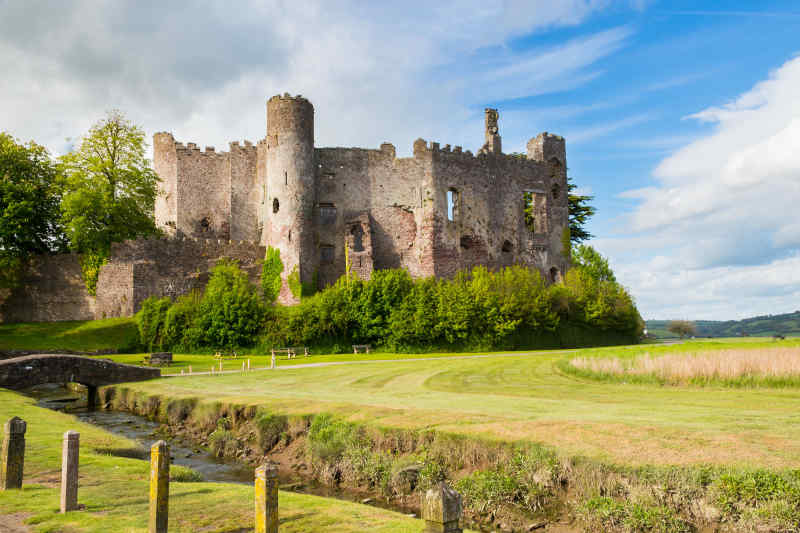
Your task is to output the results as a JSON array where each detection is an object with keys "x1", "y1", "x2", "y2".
[{"x1": 264, "y1": 94, "x2": 316, "y2": 301}]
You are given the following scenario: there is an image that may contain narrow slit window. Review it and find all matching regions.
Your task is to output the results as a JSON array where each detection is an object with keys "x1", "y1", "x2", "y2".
[
  {"x1": 447, "y1": 188, "x2": 459, "y2": 222},
  {"x1": 284, "y1": 171, "x2": 288, "y2": 185}
]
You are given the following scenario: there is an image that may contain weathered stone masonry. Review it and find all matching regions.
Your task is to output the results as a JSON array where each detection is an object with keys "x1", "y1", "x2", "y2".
[
  {"x1": 154, "y1": 94, "x2": 570, "y2": 304},
  {"x1": 0, "y1": 93, "x2": 570, "y2": 321}
]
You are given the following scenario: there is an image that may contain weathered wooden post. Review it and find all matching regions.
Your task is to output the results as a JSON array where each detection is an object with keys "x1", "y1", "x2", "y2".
[
  {"x1": 219, "y1": 360, "x2": 223, "y2": 372},
  {"x1": 255, "y1": 463, "x2": 279, "y2": 533},
  {"x1": 149, "y1": 440, "x2": 170, "y2": 533},
  {"x1": 1, "y1": 417, "x2": 26, "y2": 490},
  {"x1": 60, "y1": 430, "x2": 80, "y2": 512},
  {"x1": 189, "y1": 365, "x2": 192, "y2": 374},
  {"x1": 271, "y1": 351, "x2": 276, "y2": 370},
  {"x1": 422, "y1": 482, "x2": 462, "y2": 533}
]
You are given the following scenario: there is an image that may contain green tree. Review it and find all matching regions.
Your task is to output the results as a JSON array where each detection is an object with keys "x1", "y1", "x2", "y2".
[
  {"x1": 0, "y1": 133, "x2": 66, "y2": 288},
  {"x1": 568, "y1": 176, "x2": 595, "y2": 244},
  {"x1": 571, "y1": 244, "x2": 616, "y2": 283},
  {"x1": 193, "y1": 259, "x2": 264, "y2": 348},
  {"x1": 667, "y1": 320, "x2": 697, "y2": 339},
  {"x1": 59, "y1": 110, "x2": 160, "y2": 294}
]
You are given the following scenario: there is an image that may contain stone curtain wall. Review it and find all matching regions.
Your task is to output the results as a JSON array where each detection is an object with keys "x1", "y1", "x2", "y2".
[
  {"x1": 0, "y1": 254, "x2": 96, "y2": 323},
  {"x1": 97, "y1": 237, "x2": 265, "y2": 317},
  {"x1": 0, "y1": 238, "x2": 265, "y2": 323}
]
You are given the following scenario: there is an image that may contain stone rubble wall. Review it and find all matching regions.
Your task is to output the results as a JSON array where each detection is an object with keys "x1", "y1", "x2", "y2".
[{"x1": 0, "y1": 238, "x2": 265, "y2": 323}]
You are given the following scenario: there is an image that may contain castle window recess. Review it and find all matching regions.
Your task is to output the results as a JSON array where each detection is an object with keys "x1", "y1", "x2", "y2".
[
  {"x1": 523, "y1": 191, "x2": 536, "y2": 233},
  {"x1": 447, "y1": 188, "x2": 460, "y2": 222},
  {"x1": 350, "y1": 224, "x2": 364, "y2": 252},
  {"x1": 273, "y1": 198, "x2": 280, "y2": 214},
  {"x1": 318, "y1": 203, "x2": 337, "y2": 225},
  {"x1": 320, "y1": 245, "x2": 334, "y2": 264}
]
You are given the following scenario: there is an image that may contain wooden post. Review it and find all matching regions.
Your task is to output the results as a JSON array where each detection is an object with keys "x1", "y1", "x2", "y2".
[
  {"x1": 271, "y1": 351, "x2": 276, "y2": 370},
  {"x1": 422, "y1": 482, "x2": 462, "y2": 533},
  {"x1": 219, "y1": 360, "x2": 223, "y2": 372},
  {"x1": 60, "y1": 431, "x2": 80, "y2": 512},
  {"x1": 248, "y1": 359, "x2": 251, "y2": 371},
  {"x1": 189, "y1": 365, "x2": 192, "y2": 374},
  {"x1": 255, "y1": 464, "x2": 279, "y2": 533},
  {"x1": 1, "y1": 417, "x2": 26, "y2": 490},
  {"x1": 149, "y1": 440, "x2": 169, "y2": 533}
]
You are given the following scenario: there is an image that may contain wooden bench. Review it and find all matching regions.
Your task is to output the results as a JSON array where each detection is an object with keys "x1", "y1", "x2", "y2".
[
  {"x1": 144, "y1": 352, "x2": 172, "y2": 366},
  {"x1": 271, "y1": 347, "x2": 309, "y2": 359},
  {"x1": 352, "y1": 344, "x2": 371, "y2": 354}
]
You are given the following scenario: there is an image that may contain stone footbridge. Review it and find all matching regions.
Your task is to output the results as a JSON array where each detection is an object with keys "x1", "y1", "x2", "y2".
[{"x1": 0, "y1": 354, "x2": 160, "y2": 406}]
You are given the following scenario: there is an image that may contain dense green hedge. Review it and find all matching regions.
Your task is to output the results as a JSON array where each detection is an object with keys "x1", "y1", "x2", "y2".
[{"x1": 137, "y1": 259, "x2": 643, "y2": 352}]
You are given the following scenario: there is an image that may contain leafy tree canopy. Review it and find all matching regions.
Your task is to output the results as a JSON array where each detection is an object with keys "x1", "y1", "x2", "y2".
[
  {"x1": 0, "y1": 133, "x2": 66, "y2": 288},
  {"x1": 58, "y1": 110, "x2": 160, "y2": 293},
  {"x1": 571, "y1": 244, "x2": 616, "y2": 283},
  {"x1": 667, "y1": 320, "x2": 697, "y2": 339}
]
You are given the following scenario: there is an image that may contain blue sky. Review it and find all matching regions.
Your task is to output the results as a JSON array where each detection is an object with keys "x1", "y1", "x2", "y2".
[{"x1": 1, "y1": 0, "x2": 799, "y2": 319}]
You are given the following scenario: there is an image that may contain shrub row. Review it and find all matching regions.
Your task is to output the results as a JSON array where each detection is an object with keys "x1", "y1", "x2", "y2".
[{"x1": 138, "y1": 258, "x2": 644, "y2": 352}]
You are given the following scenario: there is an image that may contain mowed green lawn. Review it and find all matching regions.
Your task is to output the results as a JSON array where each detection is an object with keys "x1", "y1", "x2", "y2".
[
  {"x1": 115, "y1": 339, "x2": 800, "y2": 469},
  {"x1": 0, "y1": 390, "x2": 429, "y2": 533}
]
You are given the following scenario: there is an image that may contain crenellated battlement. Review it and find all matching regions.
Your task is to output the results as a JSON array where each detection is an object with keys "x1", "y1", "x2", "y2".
[{"x1": 268, "y1": 92, "x2": 312, "y2": 105}]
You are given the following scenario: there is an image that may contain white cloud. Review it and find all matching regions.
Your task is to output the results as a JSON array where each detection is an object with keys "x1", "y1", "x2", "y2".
[
  {"x1": 0, "y1": 0, "x2": 624, "y2": 158},
  {"x1": 604, "y1": 56, "x2": 800, "y2": 318}
]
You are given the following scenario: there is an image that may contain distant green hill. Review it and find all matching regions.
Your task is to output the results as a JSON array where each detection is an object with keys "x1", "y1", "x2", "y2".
[{"x1": 646, "y1": 311, "x2": 800, "y2": 339}]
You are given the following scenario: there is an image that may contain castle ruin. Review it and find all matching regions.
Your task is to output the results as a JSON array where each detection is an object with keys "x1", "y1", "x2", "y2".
[
  {"x1": 154, "y1": 94, "x2": 570, "y2": 303},
  {"x1": 0, "y1": 94, "x2": 570, "y2": 322}
]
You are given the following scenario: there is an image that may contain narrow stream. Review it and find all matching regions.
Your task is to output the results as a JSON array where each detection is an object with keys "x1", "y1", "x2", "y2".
[{"x1": 25, "y1": 384, "x2": 419, "y2": 517}]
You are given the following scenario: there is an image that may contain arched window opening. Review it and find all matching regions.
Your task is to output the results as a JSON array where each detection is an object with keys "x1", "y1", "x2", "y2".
[{"x1": 273, "y1": 198, "x2": 280, "y2": 214}]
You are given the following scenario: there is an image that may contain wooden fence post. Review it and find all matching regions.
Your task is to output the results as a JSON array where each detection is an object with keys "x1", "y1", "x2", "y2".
[
  {"x1": 422, "y1": 482, "x2": 462, "y2": 533},
  {"x1": 60, "y1": 431, "x2": 80, "y2": 512},
  {"x1": 255, "y1": 464, "x2": 279, "y2": 533},
  {"x1": 149, "y1": 440, "x2": 170, "y2": 533},
  {"x1": 1, "y1": 417, "x2": 26, "y2": 490}
]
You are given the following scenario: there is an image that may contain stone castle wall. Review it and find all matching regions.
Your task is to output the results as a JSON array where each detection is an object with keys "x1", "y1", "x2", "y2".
[
  {"x1": 0, "y1": 254, "x2": 96, "y2": 323},
  {"x1": 0, "y1": 238, "x2": 265, "y2": 323}
]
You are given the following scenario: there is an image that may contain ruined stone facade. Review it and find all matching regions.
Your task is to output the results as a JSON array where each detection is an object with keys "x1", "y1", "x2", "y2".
[
  {"x1": 0, "y1": 94, "x2": 570, "y2": 323},
  {"x1": 155, "y1": 94, "x2": 570, "y2": 303}
]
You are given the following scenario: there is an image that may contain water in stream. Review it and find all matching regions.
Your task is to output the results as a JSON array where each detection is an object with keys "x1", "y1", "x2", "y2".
[{"x1": 26, "y1": 384, "x2": 419, "y2": 517}]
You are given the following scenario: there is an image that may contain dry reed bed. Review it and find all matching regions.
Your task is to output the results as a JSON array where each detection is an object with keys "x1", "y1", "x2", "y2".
[{"x1": 570, "y1": 347, "x2": 800, "y2": 382}]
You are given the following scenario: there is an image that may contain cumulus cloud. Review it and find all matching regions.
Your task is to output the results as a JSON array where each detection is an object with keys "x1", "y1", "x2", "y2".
[
  {"x1": 604, "y1": 56, "x2": 800, "y2": 318},
  {"x1": 0, "y1": 0, "x2": 623, "y2": 157}
]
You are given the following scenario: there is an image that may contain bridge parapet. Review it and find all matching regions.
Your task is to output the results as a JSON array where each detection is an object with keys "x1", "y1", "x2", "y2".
[{"x1": 0, "y1": 354, "x2": 160, "y2": 391}]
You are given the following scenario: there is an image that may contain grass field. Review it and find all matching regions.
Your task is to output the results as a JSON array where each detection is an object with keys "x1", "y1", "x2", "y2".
[
  {"x1": 0, "y1": 390, "x2": 432, "y2": 533},
  {"x1": 0, "y1": 318, "x2": 139, "y2": 353},
  {"x1": 109, "y1": 338, "x2": 800, "y2": 469}
]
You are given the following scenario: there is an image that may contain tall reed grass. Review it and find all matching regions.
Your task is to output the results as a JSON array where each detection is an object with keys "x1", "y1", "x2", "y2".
[{"x1": 569, "y1": 347, "x2": 800, "y2": 387}]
